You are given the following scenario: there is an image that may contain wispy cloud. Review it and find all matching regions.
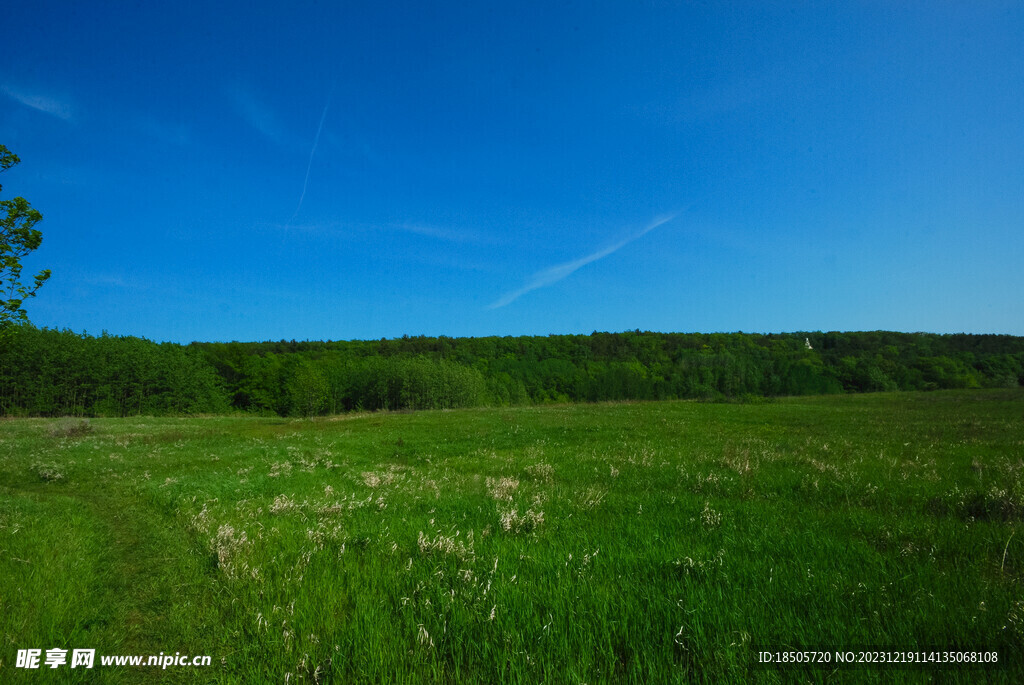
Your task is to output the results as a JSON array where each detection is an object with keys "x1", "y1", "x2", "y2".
[
  {"x1": 260, "y1": 219, "x2": 481, "y2": 245},
  {"x1": 1, "y1": 84, "x2": 74, "y2": 121},
  {"x1": 323, "y1": 130, "x2": 388, "y2": 170},
  {"x1": 631, "y1": 76, "x2": 765, "y2": 124},
  {"x1": 488, "y1": 213, "x2": 678, "y2": 309},
  {"x1": 228, "y1": 85, "x2": 294, "y2": 149},
  {"x1": 286, "y1": 85, "x2": 335, "y2": 226},
  {"x1": 82, "y1": 273, "x2": 130, "y2": 288},
  {"x1": 134, "y1": 116, "x2": 190, "y2": 146},
  {"x1": 393, "y1": 222, "x2": 484, "y2": 243}
]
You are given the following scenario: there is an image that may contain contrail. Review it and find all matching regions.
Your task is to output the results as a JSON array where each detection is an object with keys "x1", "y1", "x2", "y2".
[
  {"x1": 487, "y1": 212, "x2": 678, "y2": 309},
  {"x1": 285, "y1": 84, "x2": 335, "y2": 227}
]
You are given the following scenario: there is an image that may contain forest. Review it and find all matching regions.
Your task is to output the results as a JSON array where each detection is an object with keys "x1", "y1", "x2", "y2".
[{"x1": 1, "y1": 326, "x2": 1022, "y2": 417}]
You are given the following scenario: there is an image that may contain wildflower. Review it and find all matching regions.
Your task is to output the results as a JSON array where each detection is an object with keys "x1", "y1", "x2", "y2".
[
  {"x1": 486, "y1": 476, "x2": 520, "y2": 501},
  {"x1": 701, "y1": 502, "x2": 722, "y2": 528}
]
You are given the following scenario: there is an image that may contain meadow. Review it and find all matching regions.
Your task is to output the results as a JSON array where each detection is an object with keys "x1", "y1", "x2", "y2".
[{"x1": 1, "y1": 389, "x2": 1022, "y2": 683}]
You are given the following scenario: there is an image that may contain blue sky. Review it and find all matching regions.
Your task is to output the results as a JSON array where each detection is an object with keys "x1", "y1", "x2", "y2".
[{"x1": 3, "y1": 1, "x2": 1022, "y2": 342}]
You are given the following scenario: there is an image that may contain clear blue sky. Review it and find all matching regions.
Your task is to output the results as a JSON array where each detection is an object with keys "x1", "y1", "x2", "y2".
[{"x1": 3, "y1": 1, "x2": 1022, "y2": 342}]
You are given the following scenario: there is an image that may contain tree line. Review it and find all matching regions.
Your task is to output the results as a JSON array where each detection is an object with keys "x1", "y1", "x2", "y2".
[{"x1": 1, "y1": 326, "x2": 1021, "y2": 417}]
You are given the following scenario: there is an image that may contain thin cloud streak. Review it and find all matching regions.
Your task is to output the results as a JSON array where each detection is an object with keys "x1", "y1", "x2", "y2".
[
  {"x1": 261, "y1": 219, "x2": 489, "y2": 247},
  {"x1": 1, "y1": 84, "x2": 74, "y2": 121},
  {"x1": 287, "y1": 85, "x2": 334, "y2": 225},
  {"x1": 488, "y1": 213, "x2": 678, "y2": 309},
  {"x1": 394, "y1": 222, "x2": 486, "y2": 243},
  {"x1": 134, "y1": 117, "x2": 190, "y2": 146},
  {"x1": 228, "y1": 85, "x2": 292, "y2": 148}
]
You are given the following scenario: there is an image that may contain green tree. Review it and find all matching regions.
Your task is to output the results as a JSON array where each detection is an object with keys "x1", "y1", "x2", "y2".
[
  {"x1": 288, "y1": 361, "x2": 328, "y2": 417},
  {"x1": 1, "y1": 145, "x2": 50, "y2": 330}
]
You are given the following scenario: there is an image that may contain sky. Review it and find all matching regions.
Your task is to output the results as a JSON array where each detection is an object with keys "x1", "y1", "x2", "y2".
[{"x1": 2, "y1": 1, "x2": 1022, "y2": 343}]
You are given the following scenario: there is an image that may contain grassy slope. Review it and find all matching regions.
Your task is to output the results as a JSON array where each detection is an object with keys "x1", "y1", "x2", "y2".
[{"x1": 1, "y1": 390, "x2": 1022, "y2": 683}]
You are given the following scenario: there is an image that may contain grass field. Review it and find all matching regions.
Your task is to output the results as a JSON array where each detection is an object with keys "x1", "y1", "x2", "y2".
[{"x1": 2, "y1": 390, "x2": 1023, "y2": 683}]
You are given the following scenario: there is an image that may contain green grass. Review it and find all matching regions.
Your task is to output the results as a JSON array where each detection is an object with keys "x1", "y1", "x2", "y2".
[{"x1": 2, "y1": 390, "x2": 1023, "y2": 683}]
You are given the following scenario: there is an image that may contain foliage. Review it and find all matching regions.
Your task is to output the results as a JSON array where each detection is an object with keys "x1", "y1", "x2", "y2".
[
  {"x1": 0, "y1": 327, "x2": 229, "y2": 416},
  {"x1": 0, "y1": 145, "x2": 50, "y2": 331},
  {"x1": 1, "y1": 328, "x2": 1022, "y2": 417},
  {"x1": 287, "y1": 360, "x2": 328, "y2": 417}
]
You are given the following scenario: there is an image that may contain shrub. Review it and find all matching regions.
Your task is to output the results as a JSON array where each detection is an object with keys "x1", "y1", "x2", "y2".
[{"x1": 46, "y1": 418, "x2": 93, "y2": 438}]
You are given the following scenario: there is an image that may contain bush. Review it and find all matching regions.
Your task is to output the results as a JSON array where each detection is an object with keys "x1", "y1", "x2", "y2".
[{"x1": 46, "y1": 418, "x2": 93, "y2": 438}]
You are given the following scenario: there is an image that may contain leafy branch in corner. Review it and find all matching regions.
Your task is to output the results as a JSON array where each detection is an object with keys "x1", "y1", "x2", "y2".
[{"x1": 1, "y1": 144, "x2": 51, "y2": 329}]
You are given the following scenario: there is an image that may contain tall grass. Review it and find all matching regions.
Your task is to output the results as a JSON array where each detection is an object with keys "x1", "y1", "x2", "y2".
[{"x1": 1, "y1": 390, "x2": 1022, "y2": 682}]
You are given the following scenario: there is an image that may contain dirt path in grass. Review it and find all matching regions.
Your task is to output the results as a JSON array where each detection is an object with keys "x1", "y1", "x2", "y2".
[{"x1": 29, "y1": 484, "x2": 221, "y2": 684}]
